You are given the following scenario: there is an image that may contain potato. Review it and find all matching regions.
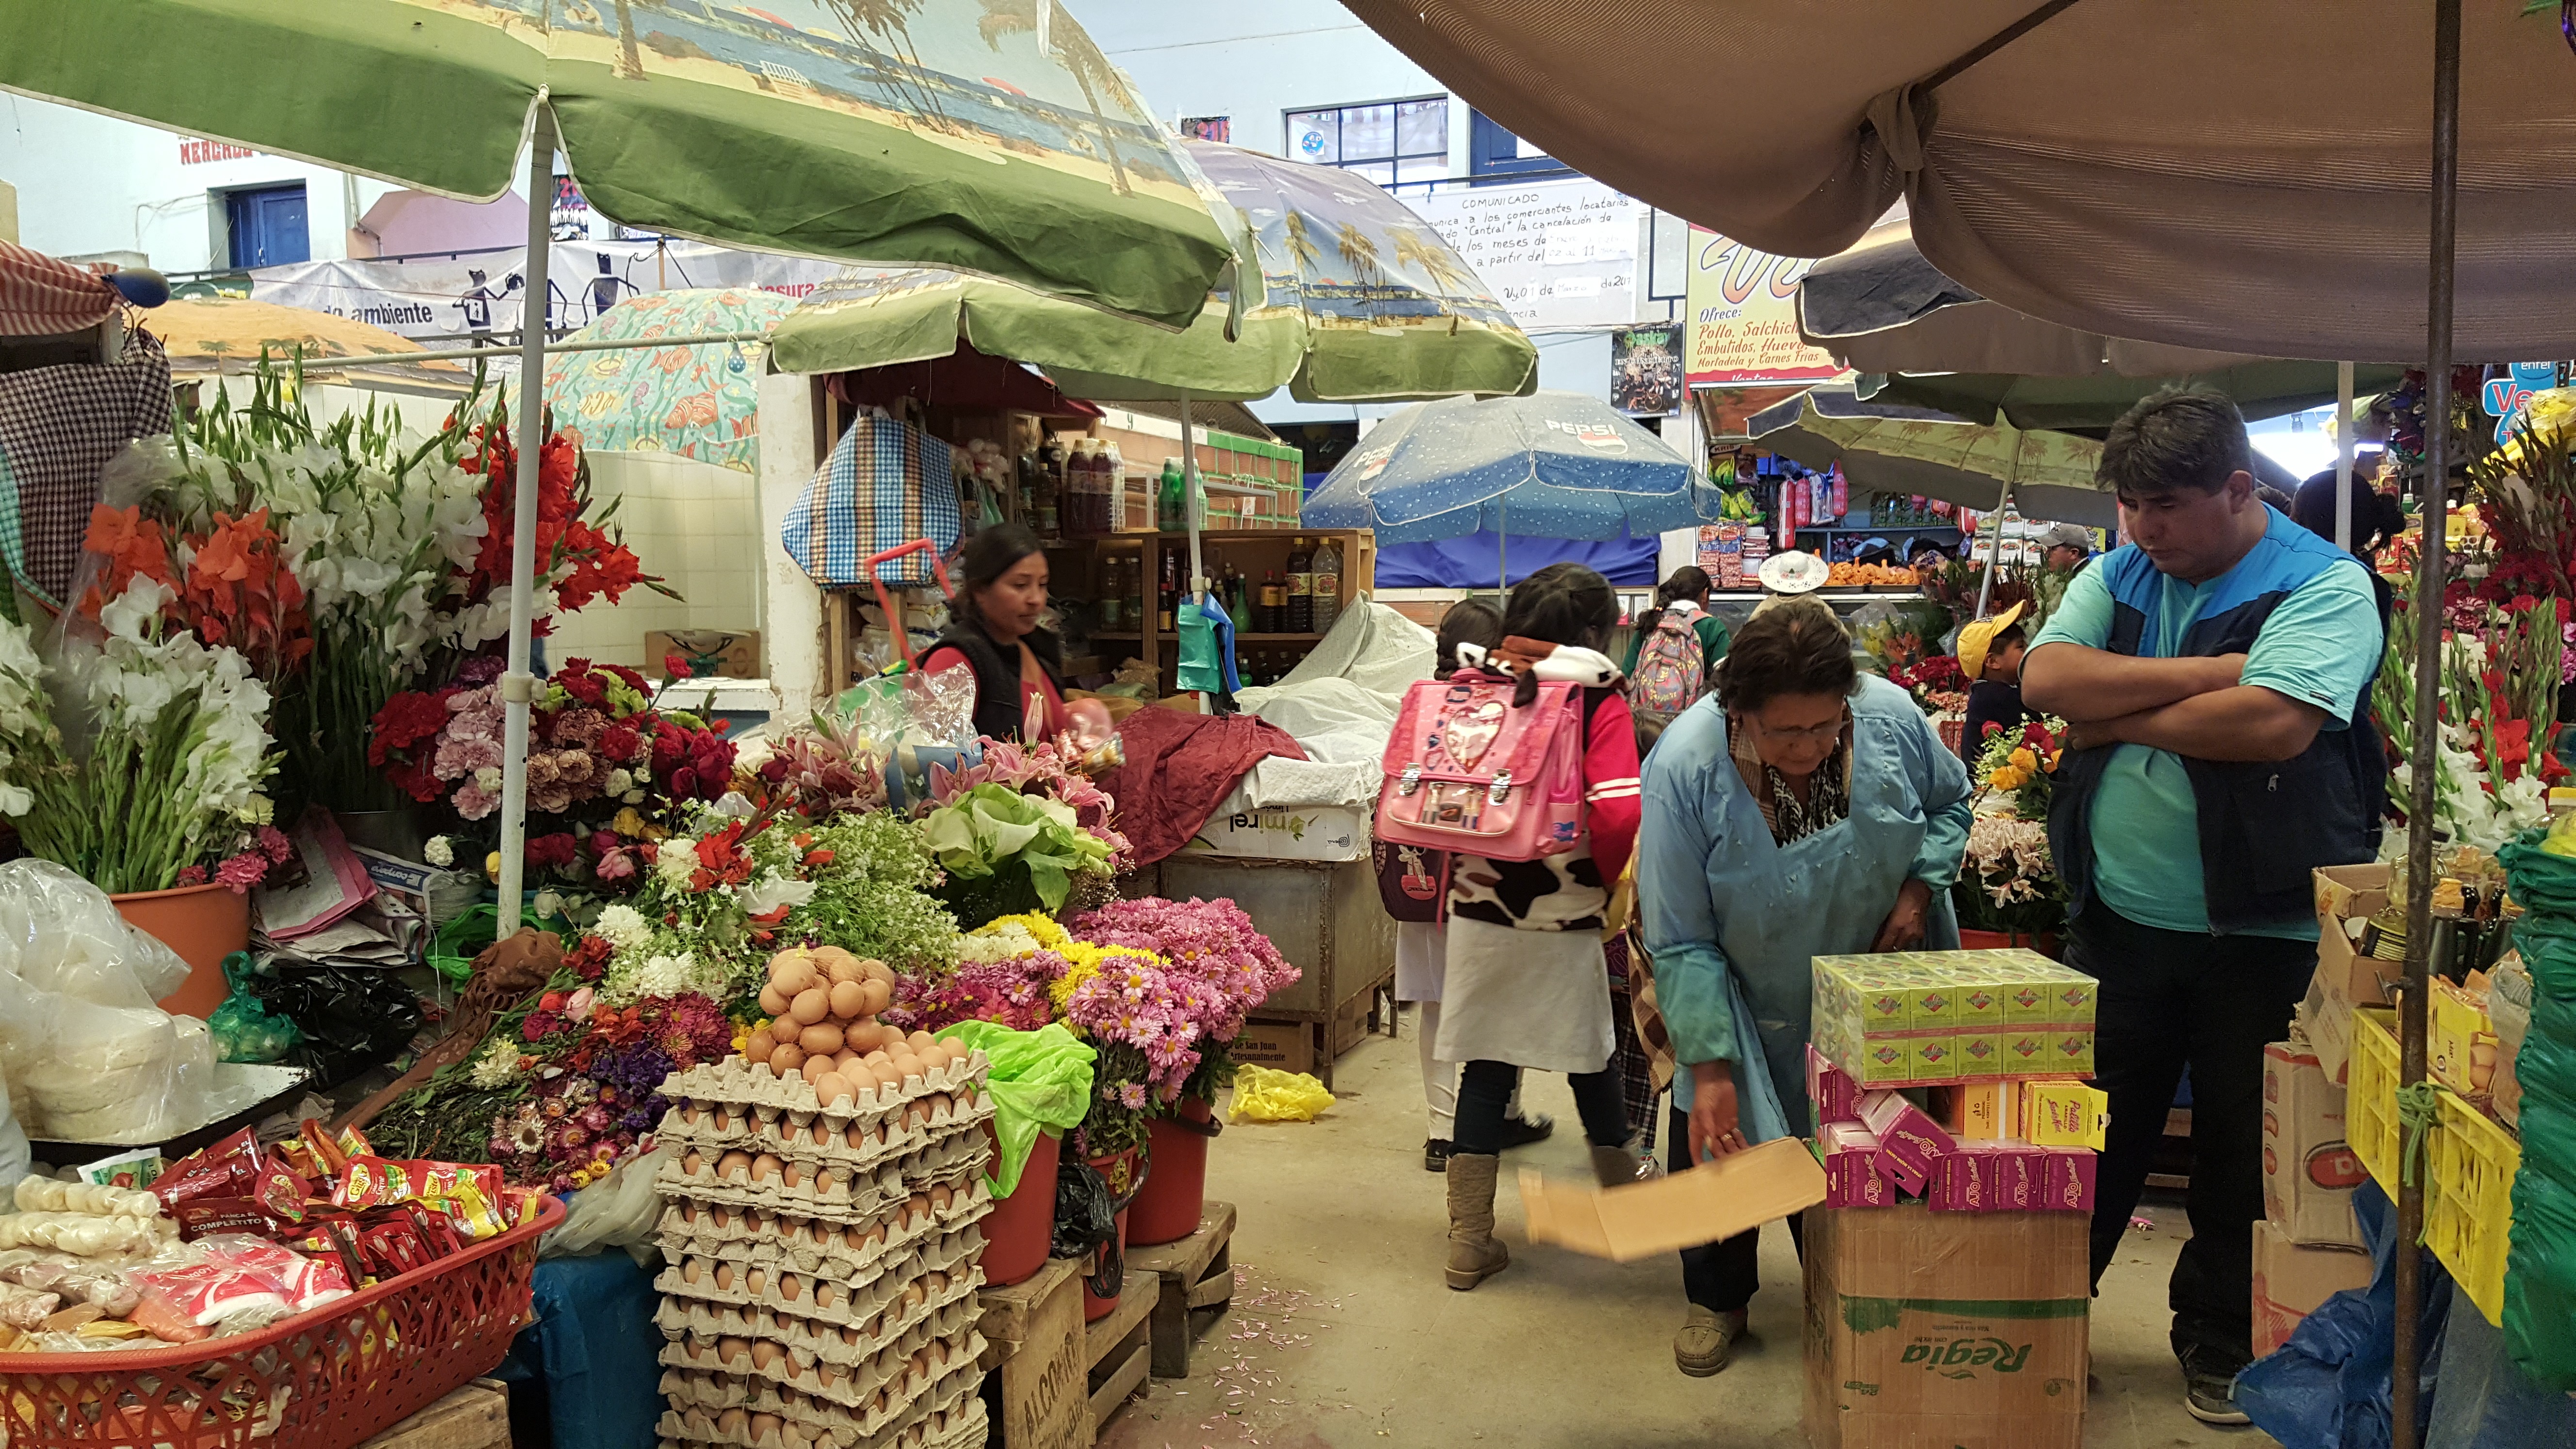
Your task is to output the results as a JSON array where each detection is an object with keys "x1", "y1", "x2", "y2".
[
  {"x1": 798, "y1": 1021, "x2": 844, "y2": 1056},
  {"x1": 757, "y1": 983, "x2": 790, "y2": 1017},
  {"x1": 769, "y1": 1042, "x2": 805, "y2": 1075},
  {"x1": 789, "y1": 987, "x2": 830, "y2": 1025}
]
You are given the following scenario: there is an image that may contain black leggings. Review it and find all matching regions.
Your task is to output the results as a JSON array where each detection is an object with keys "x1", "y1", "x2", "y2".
[
  {"x1": 1452, "y1": 1059, "x2": 1630, "y2": 1156},
  {"x1": 1672, "y1": 1106, "x2": 1805, "y2": 1313}
]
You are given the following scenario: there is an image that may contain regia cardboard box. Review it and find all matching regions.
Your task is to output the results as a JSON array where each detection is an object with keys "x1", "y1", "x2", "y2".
[
  {"x1": 2252, "y1": 1217, "x2": 2372, "y2": 1358},
  {"x1": 1803, "y1": 1205, "x2": 2090, "y2": 1449},
  {"x1": 2261, "y1": 1042, "x2": 2367, "y2": 1249}
]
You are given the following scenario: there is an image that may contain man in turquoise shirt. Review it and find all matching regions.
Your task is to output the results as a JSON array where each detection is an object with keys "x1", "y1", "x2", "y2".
[{"x1": 2023, "y1": 389, "x2": 2385, "y2": 1425}]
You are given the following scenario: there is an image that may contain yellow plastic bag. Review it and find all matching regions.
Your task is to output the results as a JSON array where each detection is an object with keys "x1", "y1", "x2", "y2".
[{"x1": 1228, "y1": 1064, "x2": 1335, "y2": 1123}]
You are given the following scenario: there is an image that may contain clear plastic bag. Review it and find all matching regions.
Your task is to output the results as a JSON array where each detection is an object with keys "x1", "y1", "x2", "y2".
[
  {"x1": 0, "y1": 859, "x2": 209, "y2": 1143},
  {"x1": 543, "y1": 1143, "x2": 673, "y2": 1263}
]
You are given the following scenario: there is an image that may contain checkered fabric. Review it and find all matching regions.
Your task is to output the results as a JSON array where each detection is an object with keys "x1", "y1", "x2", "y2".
[
  {"x1": 781, "y1": 411, "x2": 957, "y2": 588},
  {"x1": 1606, "y1": 933, "x2": 1660, "y2": 1150},
  {"x1": 0, "y1": 241, "x2": 118, "y2": 339},
  {"x1": 0, "y1": 332, "x2": 171, "y2": 607}
]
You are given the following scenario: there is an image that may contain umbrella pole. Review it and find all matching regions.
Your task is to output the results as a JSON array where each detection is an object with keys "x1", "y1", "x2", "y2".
[
  {"x1": 2337, "y1": 361, "x2": 2357, "y2": 552},
  {"x1": 1973, "y1": 478, "x2": 2011, "y2": 617},
  {"x1": 495, "y1": 104, "x2": 557, "y2": 938},
  {"x1": 1181, "y1": 391, "x2": 1207, "y2": 707},
  {"x1": 2394, "y1": 4, "x2": 2461, "y2": 1445},
  {"x1": 1498, "y1": 493, "x2": 1508, "y2": 595}
]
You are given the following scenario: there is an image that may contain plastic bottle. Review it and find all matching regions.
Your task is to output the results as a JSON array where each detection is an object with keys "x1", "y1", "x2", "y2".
[
  {"x1": 1308, "y1": 535, "x2": 1341, "y2": 635},
  {"x1": 1099, "y1": 438, "x2": 1125, "y2": 535},
  {"x1": 1100, "y1": 556, "x2": 1125, "y2": 631},
  {"x1": 1158, "y1": 547, "x2": 1180, "y2": 633},
  {"x1": 1285, "y1": 536, "x2": 1314, "y2": 633},
  {"x1": 1156, "y1": 458, "x2": 1182, "y2": 533},
  {"x1": 1060, "y1": 439, "x2": 1090, "y2": 537}
]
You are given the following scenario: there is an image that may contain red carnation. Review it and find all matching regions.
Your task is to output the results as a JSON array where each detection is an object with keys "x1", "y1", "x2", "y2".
[
  {"x1": 598, "y1": 723, "x2": 643, "y2": 763},
  {"x1": 664, "y1": 652, "x2": 693, "y2": 680}
]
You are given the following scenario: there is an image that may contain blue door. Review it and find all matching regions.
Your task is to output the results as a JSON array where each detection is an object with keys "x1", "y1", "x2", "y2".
[{"x1": 225, "y1": 184, "x2": 309, "y2": 268}]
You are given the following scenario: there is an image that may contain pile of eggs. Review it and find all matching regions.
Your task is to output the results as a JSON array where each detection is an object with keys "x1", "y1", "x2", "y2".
[{"x1": 742, "y1": 947, "x2": 971, "y2": 1108}]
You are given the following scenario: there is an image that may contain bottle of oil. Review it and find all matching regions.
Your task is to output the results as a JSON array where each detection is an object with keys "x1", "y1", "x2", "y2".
[
  {"x1": 1285, "y1": 535, "x2": 1315, "y2": 633},
  {"x1": 1309, "y1": 534, "x2": 1341, "y2": 635}
]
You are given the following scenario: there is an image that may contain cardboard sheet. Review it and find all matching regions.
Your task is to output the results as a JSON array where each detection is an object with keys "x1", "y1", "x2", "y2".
[{"x1": 1519, "y1": 1136, "x2": 1825, "y2": 1262}]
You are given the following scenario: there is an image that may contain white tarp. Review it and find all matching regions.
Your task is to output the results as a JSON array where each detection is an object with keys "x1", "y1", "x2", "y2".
[{"x1": 1236, "y1": 601, "x2": 1434, "y2": 798}]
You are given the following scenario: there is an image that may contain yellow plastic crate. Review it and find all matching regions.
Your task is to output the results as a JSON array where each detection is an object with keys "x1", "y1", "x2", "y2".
[
  {"x1": 2350, "y1": 1006, "x2": 2403, "y2": 1192},
  {"x1": 2427, "y1": 1092, "x2": 2519, "y2": 1326}
]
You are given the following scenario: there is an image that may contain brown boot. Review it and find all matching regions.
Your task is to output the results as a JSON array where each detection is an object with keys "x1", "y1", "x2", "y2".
[
  {"x1": 1675, "y1": 1305, "x2": 1748, "y2": 1376},
  {"x1": 1590, "y1": 1144, "x2": 1641, "y2": 1188},
  {"x1": 1444, "y1": 1153, "x2": 1509, "y2": 1290}
]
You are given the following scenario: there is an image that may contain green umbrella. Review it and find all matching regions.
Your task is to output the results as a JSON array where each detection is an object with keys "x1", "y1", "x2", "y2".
[
  {"x1": 0, "y1": 0, "x2": 1242, "y2": 935},
  {"x1": 1749, "y1": 390, "x2": 2112, "y2": 526},
  {"x1": 768, "y1": 141, "x2": 1538, "y2": 403},
  {"x1": 0, "y1": 1, "x2": 1231, "y2": 330},
  {"x1": 544, "y1": 288, "x2": 795, "y2": 471},
  {"x1": 1864, "y1": 364, "x2": 2411, "y2": 435}
]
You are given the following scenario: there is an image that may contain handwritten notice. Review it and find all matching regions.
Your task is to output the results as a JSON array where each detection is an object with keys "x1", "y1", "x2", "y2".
[{"x1": 1411, "y1": 178, "x2": 1639, "y2": 328}]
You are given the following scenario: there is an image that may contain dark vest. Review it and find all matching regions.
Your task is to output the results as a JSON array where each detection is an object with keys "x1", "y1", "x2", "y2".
[
  {"x1": 927, "y1": 620, "x2": 1063, "y2": 744},
  {"x1": 2047, "y1": 510, "x2": 2387, "y2": 934}
]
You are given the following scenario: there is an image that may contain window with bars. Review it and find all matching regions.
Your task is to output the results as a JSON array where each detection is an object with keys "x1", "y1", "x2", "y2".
[{"x1": 1283, "y1": 97, "x2": 1449, "y2": 193}]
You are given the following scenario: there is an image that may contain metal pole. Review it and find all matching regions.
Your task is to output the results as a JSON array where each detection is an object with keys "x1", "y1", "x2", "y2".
[
  {"x1": 2337, "y1": 361, "x2": 2357, "y2": 552},
  {"x1": 293, "y1": 330, "x2": 769, "y2": 371},
  {"x1": 1973, "y1": 477, "x2": 2012, "y2": 618},
  {"x1": 495, "y1": 103, "x2": 557, "y2": 939},
  {"x1": 1180, "y1": 391, "x2": 1207, "y2": 709},
  {"x1": 1498, "y1": 493, "x2": 1508, "y2": 595},
  {"x1": 2394, "y1": 4, "x2": 2460, "y2": 1444}
]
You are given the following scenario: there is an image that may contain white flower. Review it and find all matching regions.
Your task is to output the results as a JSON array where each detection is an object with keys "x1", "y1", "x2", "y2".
[
  {"x1": 711, "y1": 791, "x2": 755, "y2": 819},
  {"x1": 531, "y1": 888, "x2": 564, "y2": 921},
  {"x1": 97, "y1": 578, "x2": 172, "y2": 644},
  {"x1": 739, "y1": 870, "x2": 817, "y2": 917},
  {"x1": 468, "y1": 1038, "x2": 522, "y2": 1090},
  {"x1": 473, "y1": 766, "x2": 503, "y2": 792},
  {"x1": 423, "y1": 836, "x2": 455, "y2": 868},
  {"x1": 622, "y1": 789, "x2": 645, "y2": 805},
  {"x1": 602, "y1": 768, "x2": 632, "y2": 796},
  {"x1": 638, "y1": 950, "x2": 699, "y2": 996},
  {"x1": 0, "y1": 782, "x2": 29, "y2": 818},
  {"x1": 594, "y1": 903, "x2": 655, "y2": 950},
  {"x1": 657, "y1": 839, "x2": 701, "y2": 886}
]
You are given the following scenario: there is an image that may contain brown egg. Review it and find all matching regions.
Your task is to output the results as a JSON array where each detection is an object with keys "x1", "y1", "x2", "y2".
[
  {"x1": 799, "y1": 1053, "x2": 831, "y2": 1085},
  {"x1": 837, "y1": 1322, "x2": 861, "y2": 1345},
  {"x1": 750, "y1": 1153, "x2": 782, "y2": 1183},
  {"x1": 780, "y1": 1160, "x2": 806, "y2": 1190},
  {"x1": 741, "y1": 1265, "x2": 765, "y2": 1294},
  {"x1": 798, "y1": 1021, "x2": 844, "y2": 1056},
  {"x1": 831, "y1": 1047, "x2": 859, "y2": 1074},
  {"x1": 814, "y1": 1073, "x2": 853, "y2": 1107},
  {"x1": 713, "y1": 1105, "x2": 738, "y2": 1132},
  {"x1": 903, "y1": 1099, "x2": 930, "y2": 1129},
  {"x1": 807, "y1": 1120, "x2": 833, "y2": 1146},
  {"x1": 779, "y1": 1273, "x2": 805, "y2": 1303},
  {"x1": 822, "y1": 951, "x2": 866, "y2": 986},
  {"x1": 844, "y1": 1064, "x2": 880, "y2": 1096},
  {"x1": 681, "y1": 1257, "x2": 706, "y2": 1283},
  {"x1": 742, "y1": 1027, "x2": 776, "y2": 1063},
  {"x1": 749, "y1": 1411, "x2": 783, "y2": 1442},
  {"x1": 826, "y1": 979, "x2": 867, "y2": 1019},
  {"x1": 772, "y1": 950, "x2": 818, "y2": 991},
  {"x1": 715, "y1": 1408, "x2": 748, "y2": 1438},
  {"x1": 769, "y1": 1043, "x2": 805, "y2": 1075},
  {"x1": 924, "y1": 1270, "x2": 948, "y2": 1293},
  {"x1": 682, "y1": 1149, "x2": 705, "y2": 1174},
  {"x1": 789, "y1": 987, "x2": 830, "y2": 1025},
  {"x1": 757, "y1": 982, "x2": 791, "y2": 1018},
  {"x1": 818, "y1": 1282, "x2": 846, "y2": 1310},
  {"x1": 862, "y1": 1048, "x2": 894, "y2": 1071},
  {"x1": 711, "y1": 1206, "x2": 734, "y2": 1230},
  {"x1": 816, "y1": 1167, "x2": 843, "y2": 1193},
  {"x1": 860, "y1": 978, "x2": 893, "y2": 1015},
  {"x1": 888, "y1": 1053, "x2": 922, "y2": 1083},
  {"x1": 902, "y1": 1281, "x2": 926, "y2": 1309},
  {"x1": 929, "y1": 1183, "x2": 952, "y2": 1211},
  {"x1": 861, "y1": 957, "x2": 894, "y2": 984},
  {"x1": 717, "y1": 1150, "x2": 753, "y2": 1179},
  {"x1": 926, "y1": 1093, "x2": 953, "y2": 1117},
  {"x1": 717, "y1": 1336, "x2": 751, "y2": 1366}
]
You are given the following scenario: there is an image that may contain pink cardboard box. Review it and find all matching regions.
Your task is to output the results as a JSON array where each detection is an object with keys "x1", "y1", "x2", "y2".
[
  {"x1": 1820, "y1": 1125, "x2": 1888, "y2": 1208},
  {"x1": 2042, "y1": 1146, "x2": 2097, "y2": 1212},
  {"x1": 1929, "y1": 1147, "x2": 1991, "y2": 1212},
  {"x1": 1807, "y1": 1044, "x2": 1861, "y2": 1126},
  {"x1": 1992, "y1": 1144, "x2": 2043, "y2": 1211},
  {"x1": 1859, "y1": 1089, "x2": 1957, "y2": 1195}
]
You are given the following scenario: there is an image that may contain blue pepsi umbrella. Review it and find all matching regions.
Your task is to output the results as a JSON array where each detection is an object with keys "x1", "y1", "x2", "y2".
[{"x1": 1304, "y1": 392, "x2": 1718, "y2": 548}]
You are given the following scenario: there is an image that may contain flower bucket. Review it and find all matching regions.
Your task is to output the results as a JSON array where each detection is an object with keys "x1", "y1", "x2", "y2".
[
  {"x1": 1956, "y1": 927, "x2": 2061, "y2": 960},
  {"x1": 1082, "y1": 1146, "x2": 1139, "y2": 1322},
  {"x1": 982, "y1": 1126, "x2": 1059, "y2": 1288},
  {"x1": 114, "y1": 881, "x2": 252, "y2": 1019},
  {"x1": 1128, "y1": 1098, "x2": 1219, "y2": 1247}
]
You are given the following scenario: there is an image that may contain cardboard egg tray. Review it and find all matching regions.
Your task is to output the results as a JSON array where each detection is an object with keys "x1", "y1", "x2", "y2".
[
  {"x1": 658, "y1": 1290, "x2": 982, "y2": 1400},
  {"x1": 660, "y1": 1053, "x2": 990, "y2": 1131},
  {"x1": 658, "y1": 1090, "x2": 997, "y2": 1171},
  {"x1": 654, "y1": 1233, "x2": 987, "y2": 1337},
  {"x1": 656, "y1": 1152, "x2": 904, "y2": 1224},
  {"x1": 658, "y1": 1341, "x2": 985, "y2": 1441},
  {"x1": 654, "y1": 1197, "x2": 985, "y2": 1281},
  {"x1": 656, "y1": 1278, "x2": 983, "y2": 1378},
  {"x1": 652, "y1": 1370, "x2": 986, "y2": 1449}
]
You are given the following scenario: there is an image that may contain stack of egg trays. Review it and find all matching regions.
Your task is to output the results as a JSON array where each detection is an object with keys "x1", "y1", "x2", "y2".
[{"x1": 650, "y1": 1048, "x2": 999, "y2": 1449}]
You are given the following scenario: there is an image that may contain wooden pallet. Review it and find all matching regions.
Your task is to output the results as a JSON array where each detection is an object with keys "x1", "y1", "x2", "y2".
[
  {"x1": 1126, "y1": 1200, "x2": 1238, "y2": 1379},
  {"x1": 355, "y1": 1380, "x2": 509, "y2": 1449},
  {"x1": 975, "y1": 1256, "x2": 1163, "y2": 1448}
]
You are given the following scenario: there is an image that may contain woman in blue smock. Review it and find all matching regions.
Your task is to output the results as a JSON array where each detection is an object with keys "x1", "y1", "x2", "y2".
[{"x1": 1636, "y1": 596, "x2": 1972, "y2": 1376}]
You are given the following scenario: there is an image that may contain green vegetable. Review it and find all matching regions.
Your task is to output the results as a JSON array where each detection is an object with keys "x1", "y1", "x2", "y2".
[{"x1": 919, "y1": 783, "x2": 1113, "y2": 912}]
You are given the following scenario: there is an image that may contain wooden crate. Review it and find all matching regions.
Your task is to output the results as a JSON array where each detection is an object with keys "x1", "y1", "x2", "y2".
[
  {"x1": 1126, "y1": 1200, "x2": 1238, "y2": 1380},
  {"x1": 975, "y1": 1256, "x2": 1162, "y2": 1448},
  {"x1": 1158, "y1": 852, "x2": 1394, "y2": 1089},
  {"x1": 355, "y1": 1380, "x2": 509, "y2": 1449}
]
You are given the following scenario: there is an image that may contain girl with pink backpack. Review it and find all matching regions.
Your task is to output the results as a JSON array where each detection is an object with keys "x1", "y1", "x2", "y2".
[{"x1": 1388, "y1": 564, "x2": 1642, "y2": 1291}]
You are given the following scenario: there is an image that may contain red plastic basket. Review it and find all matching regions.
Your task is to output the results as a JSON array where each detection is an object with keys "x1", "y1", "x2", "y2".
[{"x1": 0, "y1": 1195, "x2": 562, "y2": 1449}]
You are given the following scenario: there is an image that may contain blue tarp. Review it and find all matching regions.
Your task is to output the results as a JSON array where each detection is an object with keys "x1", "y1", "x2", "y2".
[
  {"x1": 2238, "y1": 1180, "x2": 2453, "y2": 1449},
  {"x1": 1373, "y1": 529, "x2": 1661, "y2": 588},
  {"x1": 496, "y1": 1254, "x2": 664, "y2": 1449}
]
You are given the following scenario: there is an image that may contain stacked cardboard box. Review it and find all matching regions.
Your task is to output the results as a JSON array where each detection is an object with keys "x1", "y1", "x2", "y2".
[
  {"x1": 2295, "y1": 864, "x2": 2403, "y2": 1082},
  {"x1": 2251, "y1": 1039, "x2": 2371, "y2": 1355},
  {"x1": 1812, "y1": 949, "x2": 2097, "y2": 1086},
  {"x1": 647, "y1": 1049, "x2": 997, "y2": 1449}
]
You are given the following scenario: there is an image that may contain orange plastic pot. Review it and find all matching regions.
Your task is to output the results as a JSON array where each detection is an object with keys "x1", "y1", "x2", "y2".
[
  {"x1": 113, "y1": 881, "x2": 252, "y2": 1018},
  {"x1": 1956, "y1": 927, "x2": 2062, "y2": 960},
  {"x1": 981, "y1": 1126, "x2": 1060, "y2": 1288},
  {"x1": 1128, "y1": 1098, "x2": 1219, "y2": 1247},
  {"x1": 1081, "y1": 1147, "x2": 1138, "y2": 1322}
]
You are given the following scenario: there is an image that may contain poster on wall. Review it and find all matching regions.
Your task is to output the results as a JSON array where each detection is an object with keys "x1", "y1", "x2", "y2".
[
  {"x1": 251, "y1": 240, "x2": 842, "y2": 342},
  {"x1": 1410, "y1": 177, "x2": 1638, "y2": 328},
  {"x1": 1683, "y1": 225, "x2": 1846, "y2": 386},
  {"x1": 1610, "y1": 322, "x2": 1684, "y2": 415}
]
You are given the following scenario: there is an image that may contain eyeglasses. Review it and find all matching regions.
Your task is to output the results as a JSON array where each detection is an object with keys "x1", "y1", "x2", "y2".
[{"x1": 1748, "y1": 713, "x2": 1847, "y2": 745}]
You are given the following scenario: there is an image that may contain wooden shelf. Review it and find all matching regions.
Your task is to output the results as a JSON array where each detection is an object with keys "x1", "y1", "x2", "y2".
[{"x1": 1085, "y1": 630, "x2": 1321, "y2": 644}]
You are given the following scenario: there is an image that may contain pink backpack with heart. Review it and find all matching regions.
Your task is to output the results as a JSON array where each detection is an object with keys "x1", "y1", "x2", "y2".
[{"x1": 1376, "y1": 670, "x2": 1588, "y2": 861}]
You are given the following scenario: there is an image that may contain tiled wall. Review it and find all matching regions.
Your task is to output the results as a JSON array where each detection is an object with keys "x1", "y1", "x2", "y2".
[{"x1": 547, "y1": 451, "x2": 765, "y2": 675}]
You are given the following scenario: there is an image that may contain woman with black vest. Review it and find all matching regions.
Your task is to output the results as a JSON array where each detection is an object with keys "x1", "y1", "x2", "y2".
[{"x1": 919, "y1": 524, "x2": 1068, "y2": 744}]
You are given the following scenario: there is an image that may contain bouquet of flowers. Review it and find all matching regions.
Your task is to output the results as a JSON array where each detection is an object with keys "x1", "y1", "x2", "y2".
[
  {"x1": 1954, "y1": 813, "x2": 2065, "y2": 938},
  {"x1": 2377, "y1": 574, "x2": 2564, "y2": 856},
  {"x1": 1974, "y1": 716, "x2": 2066, "y2": 818},
  {"x1": 1887, "y1": 653, "x2": 1967, "y2": 715}
]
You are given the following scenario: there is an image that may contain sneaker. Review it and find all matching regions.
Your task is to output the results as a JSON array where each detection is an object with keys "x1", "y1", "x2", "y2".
[
  {"x1": 2179, "y1": 1347, "x2": 2251, "y2": 1426},
  {"x1": 1423, "y1": 1138, "x2": 1455, "y2": 1172},
  {"x1": 1497, "y1": 1111, "x2": 1555, "y2": 1150}
]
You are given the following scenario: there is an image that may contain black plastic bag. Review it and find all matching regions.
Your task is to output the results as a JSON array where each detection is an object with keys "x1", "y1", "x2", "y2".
[{"x1": 248, "y1": 961, "x2": 425, "y2": 1090}]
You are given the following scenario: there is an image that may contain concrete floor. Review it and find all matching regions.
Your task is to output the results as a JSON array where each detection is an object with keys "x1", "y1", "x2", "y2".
[{"x1": 1103, "y1": 1010, "x2": 2267, "y2": 1449}]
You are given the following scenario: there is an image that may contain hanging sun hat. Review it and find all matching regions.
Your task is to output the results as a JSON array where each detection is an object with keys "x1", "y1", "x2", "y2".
[
  {"x1": 1756, "y1": 549, "x2": 1830, "y2": 595},
  {"x1": 1957, "y1": 600, "x2": 2030, "y2": 680}
]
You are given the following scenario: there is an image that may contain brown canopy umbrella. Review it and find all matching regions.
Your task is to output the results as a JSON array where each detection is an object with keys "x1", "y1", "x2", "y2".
[{"x1": 1342, "y1": 0, "x2": 2576, "y2": 363}]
